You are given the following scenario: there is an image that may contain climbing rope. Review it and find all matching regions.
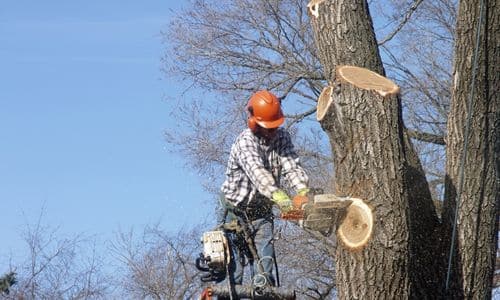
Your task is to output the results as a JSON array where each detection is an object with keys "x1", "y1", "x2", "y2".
[{"x1": 445, "y1": 0, "x2": 486, "y2": 292}]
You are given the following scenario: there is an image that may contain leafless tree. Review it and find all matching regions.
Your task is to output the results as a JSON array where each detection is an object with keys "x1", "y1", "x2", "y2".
[
  {"x1": 274, "y1": 223, "x2": 337, "y2": 299},
  {"x1": 2, "y1": 213, "x2": 110, "y2": 300},
  {"x1": 165, "y1": 0, "x2": 323, "y2": 98},
  {"x1": 110, "y1": 224, "x2": 204, "y2": 299}
]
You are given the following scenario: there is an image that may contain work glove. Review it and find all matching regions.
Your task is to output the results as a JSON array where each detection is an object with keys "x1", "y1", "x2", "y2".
[
  {"x1": 272, "y1": 190, "x2": 293, "y2": 213},
  {"x1": 297, "y1": 188, "x2": 310, "y2": 197}
]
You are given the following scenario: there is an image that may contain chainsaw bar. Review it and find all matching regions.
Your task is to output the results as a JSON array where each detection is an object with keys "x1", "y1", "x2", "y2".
[{"x1": 303, "y1": 194, "x2": 353, "y2": 234}]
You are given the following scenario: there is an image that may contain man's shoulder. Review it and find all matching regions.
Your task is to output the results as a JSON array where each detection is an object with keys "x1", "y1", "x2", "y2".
[
  {"x1": 229, "y1": 129, "x2": 255, "y2": 153},
  {"x1": 234, "y1": 128, "x2": 256, "y2": 144}
]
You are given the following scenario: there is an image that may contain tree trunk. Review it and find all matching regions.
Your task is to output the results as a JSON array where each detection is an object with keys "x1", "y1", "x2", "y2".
[
  {"x1": 309, "y1": 0, "x2": 442, "y2": 298},
  {"x1": 444, "y1": 0, "x2": 499, "y2": 298}
]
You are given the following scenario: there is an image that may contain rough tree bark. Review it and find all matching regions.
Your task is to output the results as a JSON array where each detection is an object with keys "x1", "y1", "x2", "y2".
[
  {"x1": 309, "y1": 0, "x2": 497, "y2": 298},
  {"x1": 443, "y1": 0, "x2": 499, "y2": 298}
]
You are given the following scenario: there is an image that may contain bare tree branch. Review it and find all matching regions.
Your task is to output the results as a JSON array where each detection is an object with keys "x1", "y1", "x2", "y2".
[
  {"x1": 406, "y1": 129, "x2": 446, "y2": 145},
  {"x1": 378, "y1": 0, "x2": 425, "y2": 45}
]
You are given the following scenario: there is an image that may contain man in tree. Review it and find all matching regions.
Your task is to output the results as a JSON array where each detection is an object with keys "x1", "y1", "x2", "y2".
[{"x1": 220, "y1": 90, "x2": 310, "y2": 287}]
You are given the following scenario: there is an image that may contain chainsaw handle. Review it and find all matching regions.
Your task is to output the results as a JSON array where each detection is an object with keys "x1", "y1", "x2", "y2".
[
  {"x1": 280, "y1": 194, "x2": 310, "y2": 221},
  {"x1": 195, "y1": 256, "x2": 210, "y2": 272},
  {"x1": 292, "y1": 195, "x2": 309, "y2": 209}
]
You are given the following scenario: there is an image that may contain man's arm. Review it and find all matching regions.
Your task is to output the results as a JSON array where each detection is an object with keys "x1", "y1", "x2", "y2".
[{"x1": 278, "y1": 131, "x2": 309, "y2": 192}]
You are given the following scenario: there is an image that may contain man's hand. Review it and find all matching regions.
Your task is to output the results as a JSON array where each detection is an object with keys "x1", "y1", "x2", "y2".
[{"x1": 272, "y1": 190, "x2": 293, "y2": 213}]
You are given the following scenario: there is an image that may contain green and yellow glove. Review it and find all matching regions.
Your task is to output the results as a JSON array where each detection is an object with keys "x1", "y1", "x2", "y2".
[
  {"x1": 297, "y1": 188, "x2": 310, "y2": 197},
  {"x1": 272, "y1": 190, "x2": 293, "y2": 213}
]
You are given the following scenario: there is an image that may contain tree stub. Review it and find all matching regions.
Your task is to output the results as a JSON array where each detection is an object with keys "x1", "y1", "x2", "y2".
[
  {"x1": 307, "y1": 0, "x2": 326, "y2": 18},
  {"x1": 336, "y1": 65, "x2": 400, "y2": 97},
  {"x1": 337, "y1": 198, "x2": 373, "y2": 251},
  {"x1": 316, "y1": 85, "x2": 334, "y2": 121}
]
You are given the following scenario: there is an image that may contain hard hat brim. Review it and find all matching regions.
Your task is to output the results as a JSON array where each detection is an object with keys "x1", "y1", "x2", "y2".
[{"x1": 256, "y1": 116, "x2": 285, "y2": 129}]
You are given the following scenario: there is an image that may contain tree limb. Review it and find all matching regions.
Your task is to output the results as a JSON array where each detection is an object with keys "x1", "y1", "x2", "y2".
[
  {"x1": 378, "y1": 0, "x2": 425, "y2": 45},
  {"x1": 406, "y1": 129, "x2": 446, "y2": 145}
]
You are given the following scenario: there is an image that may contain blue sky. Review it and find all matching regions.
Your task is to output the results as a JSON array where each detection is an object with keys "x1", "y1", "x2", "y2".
[{"x1": 0, "y1": 1, "x2": 212, "y2": 262}]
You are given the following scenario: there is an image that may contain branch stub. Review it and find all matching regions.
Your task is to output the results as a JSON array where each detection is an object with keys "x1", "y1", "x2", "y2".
[
  {"x1": 336, "y1": 65, "x2": 400, "y2": 97},
  {"x1": 337, "y1": 198, "x2": 373, "y2": 251},
  {"x1": 316, "y1": 85, "x2": 334, "y2": 121},
  {"x1": 307, "y1": 0, "x2": 326, "y2": 18}
]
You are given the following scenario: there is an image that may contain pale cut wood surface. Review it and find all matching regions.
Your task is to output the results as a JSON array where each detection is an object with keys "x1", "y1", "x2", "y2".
[
  {"x1": 337, "y1": 198, "x2": 373, "y2": 250},
  {"x1": 316, "y1": 85, "x2": 333, "y2": 121},
  {"x1": 337, "y1": 65, "x2": 400, "y2": 97}
]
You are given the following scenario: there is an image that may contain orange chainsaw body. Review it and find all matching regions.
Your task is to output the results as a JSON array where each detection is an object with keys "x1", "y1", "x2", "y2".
[{"x1": 281, "y1": 195, "x2": 309, "y2": 221}]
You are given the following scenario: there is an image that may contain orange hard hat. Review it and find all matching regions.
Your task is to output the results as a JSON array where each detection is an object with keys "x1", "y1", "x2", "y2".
[{"x1": 247, "y1": 90, "x2": 284, "y2": 130}]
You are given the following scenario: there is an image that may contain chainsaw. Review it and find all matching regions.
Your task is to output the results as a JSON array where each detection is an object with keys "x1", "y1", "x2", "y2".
[{"x1": 281, "y1": 193, "x2": 354, "y2": 235}]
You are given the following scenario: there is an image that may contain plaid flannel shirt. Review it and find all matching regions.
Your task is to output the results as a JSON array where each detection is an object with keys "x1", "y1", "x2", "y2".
[{"x1": 221, "y1": 128, "x2": 309, "y2": 207}]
